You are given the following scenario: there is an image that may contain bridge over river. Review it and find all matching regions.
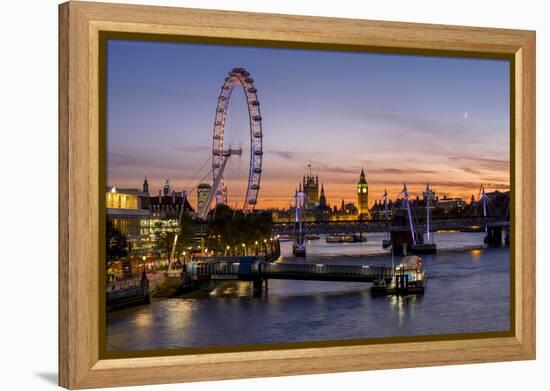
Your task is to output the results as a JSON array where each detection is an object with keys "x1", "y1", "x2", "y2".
[
  {"x1": 184, "y1": 256, "x2": 394, "y2": 297},
  {"x1": 270, "y1": 216, "x2": 509, "y2": 235},
  {"x1": 190, "y1": 216, "x2": 509, "y2": 238},
  {"x1": 189, "y1": 215, "x2": 510, "y2": 258}
]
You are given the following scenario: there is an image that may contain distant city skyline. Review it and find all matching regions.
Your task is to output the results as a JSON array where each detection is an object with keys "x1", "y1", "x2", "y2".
[{"x1": 106, "y1": 39, "x2": 510, "y2": 210}]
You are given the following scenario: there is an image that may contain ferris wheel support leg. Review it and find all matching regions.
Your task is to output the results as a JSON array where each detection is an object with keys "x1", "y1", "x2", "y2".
[{"x1": 199, "y1": 156, "x2": 230, "y2": 219}]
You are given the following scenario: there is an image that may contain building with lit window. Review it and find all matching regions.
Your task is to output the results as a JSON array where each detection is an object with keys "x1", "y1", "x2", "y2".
[
  {"x1": 106, "y1": 186, "x2": 152, "y2": 254},
  {"x1": 357, "y1": 168, "x2": 371, "y2": 219},
  {"x1": 149, "y1": 191, "x2": 194, "y2": 218},
  {"x1": 301, "y1": 173, "x2": 319, "y2": 209},
  {"x1": 435, "y1": 196, "x2": 467, "y2": 212}
]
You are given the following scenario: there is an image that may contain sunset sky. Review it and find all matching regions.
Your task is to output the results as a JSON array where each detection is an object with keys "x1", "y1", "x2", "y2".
[{"x1": 106, "y1": 39, "x2": 510, "y2": 210}]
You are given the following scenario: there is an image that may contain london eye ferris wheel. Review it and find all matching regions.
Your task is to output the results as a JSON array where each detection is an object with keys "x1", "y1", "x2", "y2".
[{"x1": 198, "y1": 67, "x2": 263, "y2": 219}]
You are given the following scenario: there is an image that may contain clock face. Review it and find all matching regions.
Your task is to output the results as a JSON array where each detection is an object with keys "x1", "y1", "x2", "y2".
[
  {"x1": 357, "y1": 188, "x2": 361, "y2": 194},
  {"x1": 362, "y1": 188, "x2": 367, "y2": 193}
]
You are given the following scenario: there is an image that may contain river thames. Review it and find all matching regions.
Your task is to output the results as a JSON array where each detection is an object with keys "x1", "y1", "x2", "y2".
[{"x1": 107, "y1": 231, "x2": 510, "y2": 352}]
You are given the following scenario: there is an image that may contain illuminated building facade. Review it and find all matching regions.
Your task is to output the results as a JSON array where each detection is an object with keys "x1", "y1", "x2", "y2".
[
  {"x1": 106, "y1": 187, "x2": 151, "y2": 254},
  {"x1": 357, "y1": 168, "x2": 371, "y2": 219},
  {"x1": 107, "y1": 186, "x2": 139, "y2": 209},
  {"x1": 274, "y1": 171, "x2": 366, "y2": 222},
  {"x1": 149, "y1": 191, "x2": 193, "y2": 218},
  {"x1": 301, "y1": 173, "x2": 319, "y2": 209},
  {"x1": 106, "y1": 181, "x2": 197, "y2": 256}
]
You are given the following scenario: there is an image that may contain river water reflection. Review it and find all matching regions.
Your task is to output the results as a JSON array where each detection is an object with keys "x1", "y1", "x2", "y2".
[{"x1": 107, "y1": 232, "x2": 510, "y2": 352}]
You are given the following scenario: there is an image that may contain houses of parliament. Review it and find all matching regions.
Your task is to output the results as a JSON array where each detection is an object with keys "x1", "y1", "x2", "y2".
[{"x1": 272, "y1": 168, "x2": 372, "y2": 223}]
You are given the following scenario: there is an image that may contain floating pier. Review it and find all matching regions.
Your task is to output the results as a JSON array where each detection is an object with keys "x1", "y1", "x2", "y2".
[
  {"x1": 371, "y1": 255, "x2": 426, "y2": 296},
  {"x1": 106, "y1": 271, "x2": 150, "y2": 312}
]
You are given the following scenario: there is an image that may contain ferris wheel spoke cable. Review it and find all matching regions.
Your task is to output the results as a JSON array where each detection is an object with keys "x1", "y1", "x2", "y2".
[{"x1": 183, "y1": 155, "x2": 212, "y2": 193}]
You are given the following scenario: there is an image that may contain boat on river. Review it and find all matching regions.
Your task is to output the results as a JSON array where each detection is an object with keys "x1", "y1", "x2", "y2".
[
  {"x1": 371, "y1": 255, "x2": 426, "y2": 296},
  {"x1": 306, "y1": 234, "x2": 320, "y2": 240},
  {"x1": 326, "y1": 234, "x2": 366, "y2": 243}
]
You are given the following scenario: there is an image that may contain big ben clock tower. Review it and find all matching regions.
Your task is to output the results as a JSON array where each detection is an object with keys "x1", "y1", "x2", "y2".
[{"x1": 357, "y1": 168, "x2": 371, "y2": 219}]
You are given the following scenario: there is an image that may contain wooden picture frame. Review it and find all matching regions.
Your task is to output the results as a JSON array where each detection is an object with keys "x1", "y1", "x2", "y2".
[{"x1": 59, "y1": 1, "x2": 536, "y2": 389}]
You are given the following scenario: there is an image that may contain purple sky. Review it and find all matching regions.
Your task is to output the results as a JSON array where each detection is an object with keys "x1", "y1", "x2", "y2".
[{"x1": 106, "y1": 39, "x2": 510, "y2": 209}]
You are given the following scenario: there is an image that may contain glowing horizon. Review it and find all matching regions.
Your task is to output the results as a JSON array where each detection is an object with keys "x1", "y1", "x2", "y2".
[{"x1": 106, "y1": 40, "x2": 510, "y2": 211}]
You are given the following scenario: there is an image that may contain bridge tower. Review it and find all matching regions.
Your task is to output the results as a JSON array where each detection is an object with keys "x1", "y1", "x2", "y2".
[
  {"x1": 390, "y1": 183, "x2": 434, "y2": 255},
  {"x1": 424, "y1": 183, "x2": 434, "y2": 244},
  {"x1": 292, "y1": 191, "x2": 307, "y2": 256},
  {"x1": 412, "y1": 183, "x2": 437, "y2": 253},
  {"x1": 381, "y1": 189, "x2": 392, "y2": 249},
  {"x1": 480, "y1": 185, "x2": 503, "y2": 247}
]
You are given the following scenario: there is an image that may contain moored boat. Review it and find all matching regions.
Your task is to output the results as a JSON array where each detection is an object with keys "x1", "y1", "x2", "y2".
[
  {"x1": 387, "y1": 255, "x2": 426, "y2": 295},
  {"x1": 371, "y1": 255, "x2": 426, "y2": 296},
  {"x1": 326, "y1": 234, "x2": 366, "y2": 243},
  {"x1": 306, "y1": 234, "x2": 320, "y2": 240}
]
